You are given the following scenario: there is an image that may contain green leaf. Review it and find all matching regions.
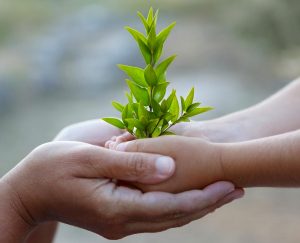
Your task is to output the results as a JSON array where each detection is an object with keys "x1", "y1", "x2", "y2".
[
  {"x1": 147, "y1": 7, "x2": 154, "y2": 25},
  {"x1": 138, "y1": 103, "x2": 149, "y2": 120},
  {"x1": 153, "y1": 45, "x2": 163, "y2": 64},
  {"x1": 180, "y1": 96, "x2": 186, "y2": 112},
  {"x1": 126, "y1": 80, "x2": 150, "y2": 105},
  {"x1": 162, "y1": 112, "x2": 175, "y2": 121},
  {"x1": 137, "y1": 38, "x2": 152, "y2": 64},
  {"x1": 151, "y1": 119, "x2": 164, "y2": 137},
  {"x1": 177, "y1": 117, "x2": 190, "y2": 123},
  {"x1": 156, "y1": 22, "x2": 176, "y2": 45},
  {"x1": 186, "y1": 107, "x2": 214, "y2": 117},
  {"x1": 154, "y1": 9, "x2": 159, "y2": 26},
  {"x1": 151, "y1": 99, "x2": 162, "y2": 116},
  {"x1": 153, "y1": 22, "x2": 176, "y2": 63},
  {"x1": 137, "y1": 11, "x2": 149, "y2": 33},
  {"x1": 153, "y1": 82, "x2": 169, "y2": 103},
  {"x1": 161, "y1": 131, "x2": 176, "y2": 136},
  {"x1": 185, "y1": 87, "x2": 194, "y2": 108},
  {"x1": 147, "y1": 25, "x2": 157, "y2": 51},
  {"x1": 165, "y1": 89, "x2": 176, "y2": 111},
  {"x1": 125, "y1": 118, "x2": 145, "y2": 130},
  {"x1": 112, "y1": 101, "x2": 124, "y2": 112},
  {"x1": 144, "y1": 65, "x2": 158, "y2": 86},
  {"x1": 135, "y1": 128, "x2": 146, "y2": 139},
  {"x1": 102, "y1": 118, "x2": 125, "y2": 129},
  {"x1": 169, "y1": 95, "x2": 180, "y2": 122},
  {"x1": 125, "y1": 27, "x2": 151, "y2": 64},
  {"x1": 125, "y1": 26, "x2": 147, "y2": 43},
  {"x1": 156, "y1": 55, "x2": 176, "y2": 82},
  {"x1": 187, "y1": 102, "x2": 201, "y2": 112},
  {"x1": 147, "y1": 118, "x2": 160, "y2": 134},
  {"x1": 118, "y1": 65, "x2": 148, "y2": 87},
  {"x1": 125, "y1": 92, "x2": 133, "y2": 104},
  {"x1": 121, "y1": 104, "x2": 133, "y2": 126}
]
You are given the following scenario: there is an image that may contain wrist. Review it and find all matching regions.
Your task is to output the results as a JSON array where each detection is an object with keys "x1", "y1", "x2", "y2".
[
  {"x1": 0, "y1": 178, "x2": 35, "y2": 242},
  {"x1": 192, "y1": 139, "x2": 226, "y2": 188}
]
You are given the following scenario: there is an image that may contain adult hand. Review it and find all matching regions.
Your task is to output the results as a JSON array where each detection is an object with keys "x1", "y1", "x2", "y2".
[
  {"x1": 0, "y1": 141, "x2": 240, "y2": 242},
  {"x1": 54, "y1": 119, "x2": 124, "y2": 146}
]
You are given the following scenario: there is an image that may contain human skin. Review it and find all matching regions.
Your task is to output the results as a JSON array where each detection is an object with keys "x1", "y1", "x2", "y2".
[
  {"x1": 113, "y1": 129, "x2": 300, "y2": 193},
  {"x1": 0, "y1": 120, "x2": 242, "y2": 243},
  {"x1": 106, "y1": 77, "x2": 300, "y2": 192},
  {"x1": 171, "y1": 77, "x2": 300, "y2": 143}
]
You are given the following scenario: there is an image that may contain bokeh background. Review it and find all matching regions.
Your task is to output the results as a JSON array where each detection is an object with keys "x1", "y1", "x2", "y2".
[{"x1": 1, "y1": 0, "x2": 300, "y2": 242}]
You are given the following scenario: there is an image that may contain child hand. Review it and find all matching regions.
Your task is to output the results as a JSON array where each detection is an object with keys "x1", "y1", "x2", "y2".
[{"x1": 114, "y1": 135, "x2": 226, "y2": 193}]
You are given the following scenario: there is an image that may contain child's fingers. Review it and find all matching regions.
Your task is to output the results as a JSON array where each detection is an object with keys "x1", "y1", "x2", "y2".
[
  {"x1": 116, "y1": 132, "x2": 135, "y2": 143},
  {"x1": 116, "y1": 136, "x2": 177, "y2": 154}
]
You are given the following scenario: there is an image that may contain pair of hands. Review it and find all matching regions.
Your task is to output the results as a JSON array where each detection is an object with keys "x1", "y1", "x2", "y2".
[{"x1": 0, "y1": 120, "x2": 243, "y2": 241}]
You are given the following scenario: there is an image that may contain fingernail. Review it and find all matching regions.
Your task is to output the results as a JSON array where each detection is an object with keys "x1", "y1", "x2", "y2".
[
  {"x1": 231, "y1": 190, "x2": 245, "y2": 200},
  {"x1": 155, "y1": 156, "x2": 175, "y2": 177},
  {"x1": 116, "y1": 142, "x2": 129, "y2": 151}
]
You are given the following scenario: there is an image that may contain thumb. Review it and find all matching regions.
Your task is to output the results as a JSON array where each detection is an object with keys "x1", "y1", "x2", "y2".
[{"x1": 87, "y1": 147, "x2": 176, "y2": 184}]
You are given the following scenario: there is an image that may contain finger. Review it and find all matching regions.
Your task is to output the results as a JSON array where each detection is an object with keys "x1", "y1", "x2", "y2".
[
  {"x1": 108, "y1": 133, "x2": 136, "y2": 150},
  {"x1": 116, "y1": 132, "x2": 135, "y2": 143},
  {"x1": 124, "y1": 181, "x2": 235, "y2": 221},
  {"x1": 115, "y1": 136, "x2": 177, "y2": 154},
  {"x1": 124, "y1": 187, "x2": 242, "y2": 235},
  {"x1": 80, "y1": 146, "x2": 175, "y2": 184}
]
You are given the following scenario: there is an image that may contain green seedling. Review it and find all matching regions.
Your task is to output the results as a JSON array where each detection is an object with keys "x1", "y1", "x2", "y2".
[{"x1": 102, "y1": 7, "x2": 213, "y2": 138}]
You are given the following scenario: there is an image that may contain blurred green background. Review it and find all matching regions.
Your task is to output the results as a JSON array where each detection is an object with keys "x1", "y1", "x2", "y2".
[{"x1": 0, "y1": 0, "x2": 299, "y2": 242}]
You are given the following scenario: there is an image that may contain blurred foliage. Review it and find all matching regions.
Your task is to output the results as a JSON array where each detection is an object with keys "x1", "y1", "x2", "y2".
[{"x1": 1, "y1": 0, "x2": 299, "y2": 53}]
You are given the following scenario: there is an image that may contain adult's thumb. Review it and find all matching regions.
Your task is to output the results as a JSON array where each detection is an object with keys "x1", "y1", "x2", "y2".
[{"x1": 100, "y1": 149, "x2": 175, "y2": 184}]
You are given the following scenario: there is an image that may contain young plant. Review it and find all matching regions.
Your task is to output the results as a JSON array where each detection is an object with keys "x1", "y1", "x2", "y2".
[{"x1": 102, "y1": 8, "x2": 213, "y2": 139}]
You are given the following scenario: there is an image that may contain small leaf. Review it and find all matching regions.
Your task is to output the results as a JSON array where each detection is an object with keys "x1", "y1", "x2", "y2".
[
  {"x1": 156, "y1": 22, "x2": 176, "y2": 44},
  {"x1": 153, "y1": 22, "x2": 176, "y2": 63},
  {"x1": 147, "y1": 118, "x2": 160, "y2": 134},
  {"x1": 185, "y1": 87, "x2": 194, "y2": 108},
  {"x1": 153, "y1": 82, "x2": 169, "y2": 103},
  {"x1": 153, "y1": 45, "x2": 163, "y2": 64},
  {"x1": 125, "y1": 118, "x2": 145, "y2": 130},
  {"x1": 125, "y1": 92, "x2": 133, "y2": 104},
  {"x1": 177, "y1": 117, "x2": 190, "y2": 123},
  {"x1": 147, "y1": 7, "x2": 154, "y2": 25},
  {"x1": 161, "y1": 131, "x2": 176, "y2": 136},
  {"x1": 137, "y1": 11, "x2": 149, "y2": 33},
  {"x1": 165, "y1": 89, "x2": 176, "y2": 111},
  {"x1": 186, "y1": 107, "x2": 214, "y2": 117},
  {"x1": 135, "y1": 128, "x2": 146, "y2": 139},
  {"x1": 151, "y1": 119, "x2": 164, "y2": 137},
  {"x1": 118, "y1": 65, "x2": 147, "y2": 87},
  {"x1": 137, "y1": 38, "x2": 152, "y2": 64},
  {"x1": 169, "y1": 95, "x2": 180, "y2": 122},
  {"x1": 126, "y1": 27, "x2": 151, "y2": 64},
  {"x1": 154, "y1": 9, "x2": 159, "y2": 26},
  {"x1": 112, "y1": 101, "x2": 124, "y2": 112},
  {"x1": 151, "y1": 99, "x2": 162, "y2": 116},
  {"x1": 126, "y1": 80, "x2": 150, "y2": 106},
  {"x1": 144, "y1": 65, "x2": 158, "y2": 86},
  {"x1": 138, "y1": 103, "x2": 149, "y2": 120},
  {"x1": 122, "y1": 104, "x2": 133, "y2": 126},
  {"x1": 147, "y1": 25, "x2": 157, "y2": 51},
  {"x1": 125, "y1": 26, "x2": 147, "y2": 44},
  {"x1": 180, "y1": 96, "x2": 186, "y2": 112},
  {"x1": 156, "y1": 55, "x2": 176, "y2": 82},
  {"x1": 186, "y1": 102, "x2": 201, "y2": 112},
  {"x1": 102, "y1": 118, "x2": 125, "y2": 129}
]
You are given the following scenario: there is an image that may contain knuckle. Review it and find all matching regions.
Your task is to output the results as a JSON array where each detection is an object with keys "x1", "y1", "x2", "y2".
[
  {"x1": 102, "y1": 231, "x2": 125, "y2": 240},
  {"x1": 127, "y1": 154, "x2": 149, "y2": 177},
  {"x1": 129, "y1": 140, "x2": 145, "y2": 152}
]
